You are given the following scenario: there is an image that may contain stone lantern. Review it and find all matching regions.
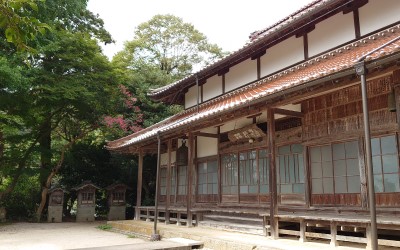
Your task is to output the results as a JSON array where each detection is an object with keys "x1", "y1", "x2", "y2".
[
  {"x1": 106, "y1": 183, "x2": 130, "y2": 220},
  {"x1": 47, "y1": 187, "x2": 64, "y2": 222},
  {"x1": 73, "y1": 181, "x2": 100, "y2": 222}
]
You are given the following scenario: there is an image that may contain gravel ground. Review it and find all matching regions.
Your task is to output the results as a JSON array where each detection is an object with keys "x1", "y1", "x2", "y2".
[{"x1": 0, "y1": 221, "x2": 146, "y2": 250}]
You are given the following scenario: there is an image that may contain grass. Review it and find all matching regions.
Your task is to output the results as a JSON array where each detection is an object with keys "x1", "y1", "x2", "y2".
[
  {"x1": 127, "y1": 234, "x2": 137, "y2": 238},
  {"x1": 97, "y1": 224, "x2": 113, "y2": 231}
]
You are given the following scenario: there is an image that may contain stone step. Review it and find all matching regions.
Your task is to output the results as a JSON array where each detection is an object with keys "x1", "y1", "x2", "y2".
[
  {"x1": 198, "y1": 220, "x2": 265, "y2": 235},
  {"x1": 202, "y1": 214, "x2": 264, "y2": 226}
]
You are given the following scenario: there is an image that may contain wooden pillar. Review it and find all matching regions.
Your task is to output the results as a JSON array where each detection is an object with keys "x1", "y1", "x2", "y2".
[
  {"x1": 366, "y1": 224, "x2": 372, "y2": 250},
  {"x1": 268, "y1": 108, "x2": 279, "y2": 239},
  {"x1": 299, "y1": 219, "x2": 307, "y2": 243},
  {"x1": 135, "y1": 150, "x2": 144, "y2": 220},
  {"x1": 187, "y1": 133, "x2": 194, "y2": 227},
  {"x1": 165, "y1": 139, "x2": 172, "y2": 224},
  {"x1": 330, "y1": 222, "x2": 338, "y2": 247},
  {"x1": 358, "y1": 137, "x2": 368, "y2": 209},
  {"x1": 393, "y1": 69, "x2": 400, "y2": 128},
  {"x1": 217, "y1": 126, "x2": 222, "y2": 204}
]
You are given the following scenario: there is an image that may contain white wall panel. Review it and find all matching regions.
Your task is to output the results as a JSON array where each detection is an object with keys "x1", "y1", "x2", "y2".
[
  {"x1": 308, "y1": 12, "x2": 355, "y2": 57},
  {"x1": 203, "y1": 75, "x2": 222, "y2": 101},
  {"x1": 197, "y1": 137, "x2": 218, "y2": 158},
  {"x1": 260, "y1": 36, "x2": 304, "y2": 77},
  {"x1": 359, "y1": 0, "x2": 400, "y2": 36},
  {"x1": 200, "y1": 127, "x2": 218, "y2": 134},
  {"x1": 220, "y1": 117, "x2": 252, "y2": 133},
  {"x1": 161, "y1": 153, "x2": 168, "y2": 166},
  {"x1": 185, "y1": 85, "x2": 198, "y2": 109},
  {"x1": 225, "y1": 59, "x2": 257, "y2": 92}
]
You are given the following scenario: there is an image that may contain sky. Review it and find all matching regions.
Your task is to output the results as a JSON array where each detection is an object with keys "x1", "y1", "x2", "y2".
[{"x1": 87, "y1": 0, "x2": 315, "y2": 59}]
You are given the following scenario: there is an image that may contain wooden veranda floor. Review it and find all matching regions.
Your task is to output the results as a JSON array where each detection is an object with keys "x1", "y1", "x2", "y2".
[{"x1": 108, "y1": 220, "x2": 378, "y2": 250}]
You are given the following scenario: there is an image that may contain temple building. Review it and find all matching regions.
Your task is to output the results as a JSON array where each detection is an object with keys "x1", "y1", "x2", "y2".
[{"x1": 107, "y1": 0, "x2": 400, "y2": 248}]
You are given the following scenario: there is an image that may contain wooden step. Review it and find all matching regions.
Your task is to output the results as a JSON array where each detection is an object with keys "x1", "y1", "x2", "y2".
[
  {"x1": 202, "y1": 214, "x2": 263, "y2": 226},
  {"x1": 198, "y1": 220, "x2": 265, "y2": 235}
]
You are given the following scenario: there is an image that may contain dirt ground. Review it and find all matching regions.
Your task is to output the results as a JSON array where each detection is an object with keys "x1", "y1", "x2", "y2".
[{"x1": 0, "y1": 221, "x2": 146, "y2": 250}]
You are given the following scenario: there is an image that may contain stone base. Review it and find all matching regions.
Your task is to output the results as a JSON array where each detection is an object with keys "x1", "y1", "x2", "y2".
[
  {"x1": 76, "y1": 206, "x2": 95, "y2": 222},
  {"x1": 107, "y1": 206, "x2": 126, "y2": 221},
  {"x1": 150, "y1": 234, "x2": 161, "y2": 241},
  {"x1": 0, "y1": 207, "x2": 6, "y2": 222},
  {"x1": 48, "y1": 206, "x2": 63, "y2": 222}
]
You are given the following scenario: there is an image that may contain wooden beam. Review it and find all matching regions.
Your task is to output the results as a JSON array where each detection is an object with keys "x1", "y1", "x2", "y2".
[
  {"x1": 274, "y1": 108, "x2": 304, "y2": 118},
  {"x1": 251, "y1": 50, "x2": 266, "y2": 60},
  {"x1": 295, "y1": 25, "x2": 315, "y2": 38},
  {"x1": 218, "y1": 68, "x2": 229, "y2": 76},
  {"x1": 342, "y1": 0, "x2": 368, "y2": 14},
  {"x1": 268, "y1": 108, "x2": 279, "y2": 239},
  {"x1": 193, "y1": 132, "x2": 219, "y2": 138}
]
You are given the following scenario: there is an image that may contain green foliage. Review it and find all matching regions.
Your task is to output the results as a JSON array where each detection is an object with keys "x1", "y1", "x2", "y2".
[
  {"x1": 0, "y1": 0, "x2": 118, "y2": 221},
  {"x1": 2, "y1": 174, "x2": 41, "y2": 220},
  {"x1": 97, "y1": 224, "x2": 112, "y2": 231},
  {"x1": 0, "y1": 0, "x2": 51, "y2": 51},
  {"x1": 115, "y1": 14, "x2": 226, "y2": 85},
  {"x1": 59, "y1": 141, "x2": 136, "y2": 218}
]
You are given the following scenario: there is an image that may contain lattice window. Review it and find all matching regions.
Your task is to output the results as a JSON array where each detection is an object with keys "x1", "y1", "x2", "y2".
[
  {"x1": 170, "y1": 165, "x2": 176, "y2": 196},
  {"x1": 259, "y1": 149, "x2": 269, "y2": 194},
  {"x1": 277, "y1": 144, "x2": 304, "y2": 194},
  {"x1": 197, "y1": 159, "x2": 218, "y2": 195},
  {"x1": 372, "y1": 134, "x2": 400, "y2": 193},
  {"x1": 160, "y1": 167, "x2": 167, "y2": 195},
  {"x1": 239, "y1": 150, "x2": 258, "y2": 193},
  {"x1": 81, "y1": 192, "x2": 94, "y2": 204},
  {"x1": 112, "y1": 191, "x2": 124, "y2": 204},
  {"x1": 177, "y1": 165, "x2": 187, "y2": 195},
  {"x1": 222, "y1": 153, "x2": 238, "y2": 194},
  {"x1": 310, "y1": 140, "x2": 360, "y2": 194}
]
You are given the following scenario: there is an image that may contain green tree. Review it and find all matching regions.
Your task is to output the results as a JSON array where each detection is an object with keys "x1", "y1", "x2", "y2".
[
  {"x1": 0, "y1": 0, "x2": 116, "y2": 221},
  {"x1": 0, "y1": 0, "x2": 50, "y2": 51},
  {"x1": 115, "y1": 14, "x2": 225, "y2": 84}
]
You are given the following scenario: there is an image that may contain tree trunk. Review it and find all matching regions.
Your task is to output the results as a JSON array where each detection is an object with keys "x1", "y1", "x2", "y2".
[{"x1": 35, "y1": 131, "x2": 87, "y2": 221}]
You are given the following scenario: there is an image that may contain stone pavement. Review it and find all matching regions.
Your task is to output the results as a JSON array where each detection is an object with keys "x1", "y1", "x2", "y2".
[{"x1": 109, "y1": 220, "x2": 367, "y2": 250}]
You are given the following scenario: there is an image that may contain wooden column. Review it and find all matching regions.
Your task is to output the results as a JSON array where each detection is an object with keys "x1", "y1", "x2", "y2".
[
  {"x1": 299, "y1": 219, "x2": 307, "y2": 243},
  {"x1": 358, "y1": 137, "x2": 368, "y2": 209},
  {"x1": 268, "y1": 108, "x2": 279, "y2": 239},
  {"x1": 393, "y1": 69, "x2": 400, "y2": 128},
  {"x1": 135, "y1": 150, "x2": 144, "y2": 220},
  {"x1": 165, "y1": 139, "x2": 172, "y2": 224},
  {"x1": 217, "y1": 126, "x2": 222, "y2": 204},
  {"x1": 330, "y1": 222, "x2": 338, "y2": 247},
  {"x1": 187, "y1": 133, "x2": 194, "y2": 227}
]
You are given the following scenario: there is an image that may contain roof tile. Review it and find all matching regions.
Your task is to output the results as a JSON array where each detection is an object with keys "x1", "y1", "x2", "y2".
[{"x1": 107, "y1": 25, "x2": 400, "y2": 151}]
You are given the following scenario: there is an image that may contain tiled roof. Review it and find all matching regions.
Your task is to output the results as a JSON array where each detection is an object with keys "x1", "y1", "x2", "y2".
[
  {"x1": 148, "y1": 0, "x2": 338, "y2": 98},
  {"x1": 107, "y1": 25, "x2": 400, "y2": 151}
]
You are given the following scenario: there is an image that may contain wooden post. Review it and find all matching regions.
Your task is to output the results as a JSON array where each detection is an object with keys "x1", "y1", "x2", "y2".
[
  {"x1": 135, "y1": 150, "x2": 144, "y2": 220},
  {"x1": 165, "y1": 139, "x2": 172, "y2": 224},
  {"x1": 217, "y1": 126, "x2": 222, "y2": 204},
  {"x1": 366, "y1": 224, "x2": 372, "y2": 250},
  {"x1": 268, "y1": 108, "x2": 279, "y2": 239},
  {"x1": 330, "y1": 221, "x2": 338, "y2": 247},
  {"x1": 358, "y1": 137, "x2": 368, "y2": 209},
  {"x1": 299, "y1": 219, "x2": 307, "y2": 243},
  {"x1": 187, "y1": 133, "x2": 194, "y2": 227}
]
